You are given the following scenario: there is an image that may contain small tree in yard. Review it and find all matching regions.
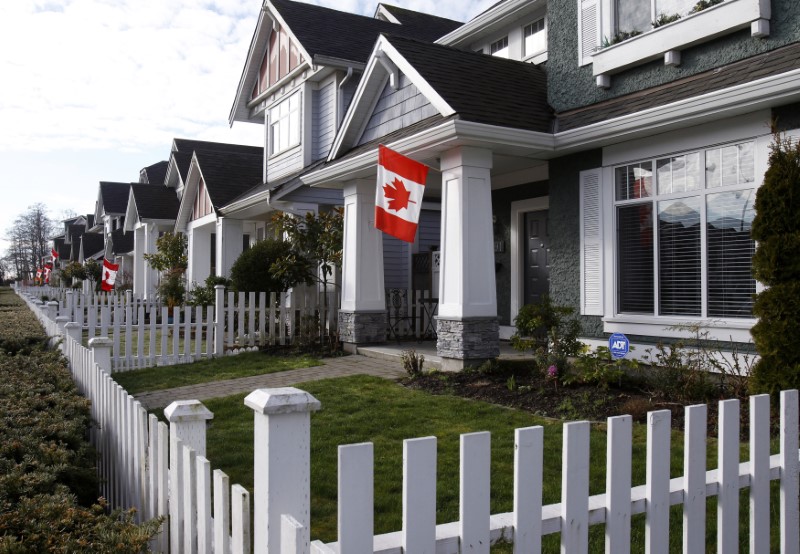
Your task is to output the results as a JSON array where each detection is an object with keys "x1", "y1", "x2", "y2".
[
  {"x1": 144, "y1": 232, "x2": 187, "y2": 311},
  {"x1": 751, "y1": 133, "x2": 800, "y2": 395},
  {"x1": 271, "y1": 208, "x2": 344, "y2": 339}
]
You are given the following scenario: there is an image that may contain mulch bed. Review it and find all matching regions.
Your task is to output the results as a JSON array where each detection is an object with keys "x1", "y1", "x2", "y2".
[{"x1": 402, "y1": 367, "x2": 763, "y2": 441}]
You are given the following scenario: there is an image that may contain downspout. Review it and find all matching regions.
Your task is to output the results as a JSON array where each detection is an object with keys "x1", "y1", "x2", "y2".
[{"x1": 338, "y1": 66, "x2": 354, "y2": 126}]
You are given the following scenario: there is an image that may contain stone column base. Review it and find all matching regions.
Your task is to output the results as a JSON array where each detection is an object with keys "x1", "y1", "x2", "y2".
[
  {"x1": 338, "y1": 310, "x2": 387, "y2": 346},
  {"x1": 436, "y1": 316, "x2": 499, "y2": 370}
]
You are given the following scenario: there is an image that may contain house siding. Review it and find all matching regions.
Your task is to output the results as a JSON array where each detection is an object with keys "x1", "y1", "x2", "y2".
[
  {"x1": 313, "y1": 82, "x2": 336, "y2": 161},
  {"x1": 267, "y1": 146, "x2": 303, "y2": 182},
  {"x1": 279, "y1": 185, "x2": 343, "y2": 206},
  {"x1": 417, "y1": 209, "x2": 440, "y2": 253},
  {"x1": 383, "y1": 233, "x2": 409, "y2": 290},
  {"x1": 341, "y1": 78, "x2": 359, "y2": 123},
  {"x1": 358, "y1": 74, "x2": 439, "y2": 145},
  {"x1": 548, "y1": 149, "x2": 604, "y2": 338},
  {"x1": 547, "y1": 0, "x2": 800, "y2": 113}
]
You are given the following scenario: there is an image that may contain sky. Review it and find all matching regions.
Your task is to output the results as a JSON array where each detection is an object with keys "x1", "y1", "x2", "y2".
[{"x1": 0, "y1": 0, "x2": 495, "y2": 255}]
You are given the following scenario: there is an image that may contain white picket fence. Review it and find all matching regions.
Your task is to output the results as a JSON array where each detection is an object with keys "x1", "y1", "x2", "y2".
[{"x1": 15, "y1": 286, "x2": 800, "y2": 553}]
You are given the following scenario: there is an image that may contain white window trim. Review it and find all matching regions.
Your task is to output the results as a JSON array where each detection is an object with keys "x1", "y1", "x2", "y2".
[
  {"x1": 522, "y1": 17, "x2": 548, "y2": 60},
  {"x1": 590, "y1": 0, "x2": 769, "y2": 79},
  {"x1": 268, "y1": 91, "x2": 302, "y2": 158},
  {"x1": 510, "y1": 196, "x2": 549, "y2": 324},
  {"x1": 597, "y1": 134, "x2": 770, "y2": 343}
]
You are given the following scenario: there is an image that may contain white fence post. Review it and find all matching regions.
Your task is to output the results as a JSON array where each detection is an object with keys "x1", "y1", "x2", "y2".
[
  {"x1": 65, "y1": 321, "x2": 82, "y2": 345},
  {"x1": 46, "y1": 301, "x2": 59, "y2": 321},
  {"x1": 89, "y1": 337, "x2": 113, "y2": 373},
  {"x1": 165, "y1": 400, "x2": 214, "y2": 554},
  {"x1": 55, "y1": 315, "x2": 70, "y2": 351},
  {"x1": 245, "y1": 387, "x2": 321, "y2": 554},
  {"x1": 66, "y1": 290, "x2": 74, "y2": 320},
  {"x1": 214, "y1": 285, "x2": 225, "y2": 357}
]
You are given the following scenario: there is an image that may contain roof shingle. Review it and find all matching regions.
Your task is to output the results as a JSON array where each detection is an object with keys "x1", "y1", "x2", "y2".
[
  {"x1": 99, "y1": 182, "x2": 133, "y2": 215},
  {"x1": 130, "y1": 184, "x2": 180, "y2": 221}
]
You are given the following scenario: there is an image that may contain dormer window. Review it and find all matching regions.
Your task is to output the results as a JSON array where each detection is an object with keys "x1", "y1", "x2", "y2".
[
  {"x1": 490, "y1": 36, "x2": 509, "y2": 58},
  {"x1": 524, "y1": 18, "x2": 547, "y2": 56},
  {"x1": 269, "y1": 92, "x2": 301, "y2": 156}
]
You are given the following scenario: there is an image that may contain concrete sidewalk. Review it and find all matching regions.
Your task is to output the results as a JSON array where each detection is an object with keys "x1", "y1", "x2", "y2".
[{"x1": 134, "y1": 354, "x2": 406, "y2": 410}]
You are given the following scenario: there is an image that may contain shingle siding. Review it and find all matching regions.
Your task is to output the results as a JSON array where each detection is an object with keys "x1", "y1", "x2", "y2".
[{"x1": 359, "y1": 74, "x2": 438, "y2": 145}]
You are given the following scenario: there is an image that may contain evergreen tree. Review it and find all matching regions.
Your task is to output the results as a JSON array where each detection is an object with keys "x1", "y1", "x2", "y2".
[{"x1": 750, "y1": 134, "x2": 800, "y2": 395}]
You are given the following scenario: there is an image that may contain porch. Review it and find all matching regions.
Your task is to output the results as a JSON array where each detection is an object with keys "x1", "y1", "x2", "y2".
[{"x1": 357, "y1": 340, "x2": 536, "y2": 371}]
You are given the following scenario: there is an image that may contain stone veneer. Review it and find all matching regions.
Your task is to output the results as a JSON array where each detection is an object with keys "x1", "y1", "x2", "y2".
[
  {"x1": 338, "y1": 310, "x2": 387, "y2": 344},
  {"x1": 436, "y1": 317, "x2": 500, "y2": 362}
]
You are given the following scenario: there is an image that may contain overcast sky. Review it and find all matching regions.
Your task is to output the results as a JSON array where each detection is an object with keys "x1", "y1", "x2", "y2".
[{"x1": 0, "y1": 0, "x2": 494, "y2": 255}]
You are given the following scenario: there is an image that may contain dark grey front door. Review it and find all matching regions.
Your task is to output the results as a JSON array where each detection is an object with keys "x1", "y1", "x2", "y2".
[{"x1": 524, "y1": 210, "x2": 550, "y2": 305}]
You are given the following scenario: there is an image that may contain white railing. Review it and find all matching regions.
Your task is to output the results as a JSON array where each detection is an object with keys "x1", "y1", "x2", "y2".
[{"x1": 16, "y1": 287, "x2": 800, "y2": 553}]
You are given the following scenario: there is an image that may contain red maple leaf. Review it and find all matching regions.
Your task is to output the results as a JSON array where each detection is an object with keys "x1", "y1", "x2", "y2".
[{"x1": 383, "y1": 177, "x2": 415, "y2": 212}]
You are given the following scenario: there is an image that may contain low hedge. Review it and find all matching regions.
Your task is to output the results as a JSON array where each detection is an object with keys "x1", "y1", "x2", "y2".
[
  {"x1": 0, "y1": 289, "x2": 160, "y2": 551},
  {"x1": 0, "y1": 289, "x2": 48, "y2": 355}
]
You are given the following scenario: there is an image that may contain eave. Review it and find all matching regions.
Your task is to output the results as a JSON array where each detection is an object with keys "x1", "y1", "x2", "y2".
[{"x1": 435, "y1": 0, "x2": 542, "y2": 48}]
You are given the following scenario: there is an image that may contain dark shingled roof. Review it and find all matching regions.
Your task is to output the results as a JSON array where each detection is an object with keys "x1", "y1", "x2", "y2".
[
  {"x1": 110, "y1": 228, "x2": 134, "y2": 255},
  {"x1": 379, "y1": 5, "x2": 463, "y2": 38},
  {"x1": 385, "y1": 35, "x2": 552, "y2": 132},
  {"x1": 99, "y1": 182, "x2": 133, "y2": 215},
  {"x1": 271, "y1": 0, "x2": 462, "y2": 65},
  {"x1": 556, "y1": 41, "x2": 800, "y2": 132},
  {"x1": 85, "y1": 214, "x2": 95, "y2": 228},
  {"x1": 57, "y1": 243, "x2": 71, "y2": 260},
  {"x1": 173, "y1": 139, "x2": 262, "y2": 157},
  {"x1": 80, "y1": 232, "x2": 105, "y2": 259},
  {"x1": 195, "y1": 150, "x2": 264, "y2": 210},
  {"x1": 140, "y1": 161, "x2": 169, "y2": 185},
  {"x1": 130, "y1": 184, "x2": 180, "y2": 221},
  {"x1": 173, "y1": 151, "x2": 194, "y2": 183},
  {"x1": 66, "y1": 224, "x2": 85, "y2": 245}
]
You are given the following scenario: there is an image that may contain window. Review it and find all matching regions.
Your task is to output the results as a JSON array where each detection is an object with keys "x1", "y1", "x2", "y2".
[
  {"x1": 524, "y1": 18, "x2": 547, "y2": 56},
  {"x1": 490, "y1": 36, "x2": 509, "y2": 58},
  {"x1": 613, "y1": 140, "x2": 756, "y2": 319},
  {"x1": 615, "y1": 0, "x2": 696, "y2": 33},
  {"x1": 269, "y1": 92, "x2": 301, "y2": 156}
]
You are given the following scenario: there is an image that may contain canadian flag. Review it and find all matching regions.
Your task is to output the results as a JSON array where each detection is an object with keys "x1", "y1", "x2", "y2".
[
  {"x1": 101, "y1": 258, "x2": 119, "y2": 292},
  {"x1": 35, "y1": 268, "x2": 42, "y2": 281},
  {"x1": 375, "y1": 144, "x2": 428, "y2": 243},
  {"x1": 44, "y1": 263, "x2": 52, "y2": 284},
  {"x1": 51, "y1": 248, "x2": 59, "y2": 260}
]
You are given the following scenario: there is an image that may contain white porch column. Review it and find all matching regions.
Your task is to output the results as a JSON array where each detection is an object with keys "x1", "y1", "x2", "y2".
[
  {"x1": 143, "y1": 224, "x2": 159, "y2": 300},
  {"x1": 437, "y1": 146, "x2": 499, "y2": 368},
  {"x1": 133, "y1": 226, "x2": 146, "y2": 296},
  {"x1": 188, "y1": 225, "x2": 211, "y2": 287},
  {"x1": 338, "y1": 179, "x2": 386, "y2": 348},
  {"x1": 216, "y1": 217, "x2": 243, "y2": 279}
]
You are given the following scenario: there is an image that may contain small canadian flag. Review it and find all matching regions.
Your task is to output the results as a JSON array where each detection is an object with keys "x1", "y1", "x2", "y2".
[
  {"x1": 51, "y1": 248, "x2": 59, "y2": 260},
  {"x1": 101, "y1": 258, "x2": 119, "y2": 292},
  {"x1": 44, "y1": 263, "x2": 52, "y2": 284},
  {"x1": 375, "y1": 144, "x2": 428, "y2": 243}
]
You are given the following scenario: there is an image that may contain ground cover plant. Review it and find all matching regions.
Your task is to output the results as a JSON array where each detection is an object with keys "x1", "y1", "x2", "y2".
[
  {"x1": 0, "y1": 290, "x2": 159, "y2": 551},
  {"x1": 203, "y1": 375, "x2": 780, "y2": 552},
  {"x1": 0, "y1": 288, "x2": 48, "y2": 354},
  {"x1": 113, "y1": 350, "x2": 320, "y2": 394}
]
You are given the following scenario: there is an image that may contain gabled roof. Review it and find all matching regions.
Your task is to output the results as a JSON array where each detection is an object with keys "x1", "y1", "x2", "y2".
[
  {"x1": 66, "y1": 224, "x2": 85, "y2": 245},
  {"x1": 378, "y1": 4, "x2": 464, "y2": 37},
  {"x1": 140, "y1": 161, "x2": 169, "y2": 185},
  {"x1": 57, "y1": 243, "x2": 71, "y2": 260},
  {"x1": 270, "y1": 0, "x2": 461, "y2": 67},
  {"x1": 99, "y1": 182, "x2": 134, "y2": 215},
  {"x1": 172, "y1": 151, "x2": 194, "y2": 183},
  {"x1": 331, "y1": 34, "x2": 552, "y2": 158},
  {"x1": 110, "y1": 228, "x2": 134, "y2": 255},
  {"x1": 85, "y1": 214, "x2": 95, "y2": 228},
  {"x1": 194, "y1": 150, "x2": 263, "y2": 209},
  {"x1": 80, "y1": 232, "x2": 105, "y2": 259},
  {"x1": 129, "y1": 184, "x2": 180, "y2": 221}
]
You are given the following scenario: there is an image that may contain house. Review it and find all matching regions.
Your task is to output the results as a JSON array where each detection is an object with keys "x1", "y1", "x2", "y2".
[
  {"x1": 291, "y1": 0, "x2": 800, "y2": 368},
  {"x1": 170, "y1": 140, "x2": 264, "y2": 286},
  {"x1": 109, "y1": 227, "x2": 134, "y2": 288}
]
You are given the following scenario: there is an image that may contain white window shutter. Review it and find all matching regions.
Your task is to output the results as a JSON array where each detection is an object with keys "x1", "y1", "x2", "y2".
[
  {"x1": 580, "y1": 168, "x2": 604, "y2": 316},
  {"x1": 577, "y1": 0, "x2": 599, "y2": 66}
]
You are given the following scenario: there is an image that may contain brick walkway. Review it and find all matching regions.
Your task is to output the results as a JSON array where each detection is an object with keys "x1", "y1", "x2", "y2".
[{"x1": 134, "y1": 354, "x2": 405, "y2": 410}]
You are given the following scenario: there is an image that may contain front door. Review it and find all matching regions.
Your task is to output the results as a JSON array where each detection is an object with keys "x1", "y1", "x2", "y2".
[{"x1": 523, "y1": 210, "x2": 550, "y2": 306}]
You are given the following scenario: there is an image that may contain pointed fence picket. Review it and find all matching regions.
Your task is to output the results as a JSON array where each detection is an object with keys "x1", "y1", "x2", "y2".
[{"x1": 15, "y1": 286, "x2": 800, "y2": 554}]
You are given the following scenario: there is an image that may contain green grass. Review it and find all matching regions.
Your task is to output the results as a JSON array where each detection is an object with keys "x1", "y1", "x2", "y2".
[
  {"x1": 112, "y1": 351, "x2": 320, "y2": 394},
  {"x1": 206, "y1": 375, "x2": 782, "y2": 550}
]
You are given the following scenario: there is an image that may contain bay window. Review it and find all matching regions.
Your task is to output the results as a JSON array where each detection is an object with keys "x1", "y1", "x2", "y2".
[
  {"x1": 614, "y1": 140, "x2": 756, "y2": 319},
  {"x1": 614, "y1": 0, "x2": 699, "y2": 33},
  {"x1": 269, "y1": 92, "x2": 301, "y2": 156}
]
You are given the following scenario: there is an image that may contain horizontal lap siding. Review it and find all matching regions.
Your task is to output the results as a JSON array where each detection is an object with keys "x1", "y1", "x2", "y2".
[
  {"x1": 359, "y1": 74, "x2": 438, "y2": 145},
  {"x1": 384, "y1": 233, "x2": 409, "y2": 290},
  {"x1": 313, "y1": 83, "x2": 335, "y2": 162}
]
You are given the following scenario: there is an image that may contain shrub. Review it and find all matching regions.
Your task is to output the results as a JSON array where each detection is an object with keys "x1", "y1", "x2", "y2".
[
  {"x1": 751, "y1": 134, "x2": 800, "y2": 395},
  {"x1": 190, "y1": 275, "x2": 232, "y2": 307},
  {"x1": 230, "y1": 239, "x2": 296, "y2": 293},
  {"x1": 401, "y1": 349, "x2": 425, "y2": 377},
  {"x1": 0, "y1": 289, "x2": 47, "y2": 355},
  {"x1": 511, "y1": 296, "x2": 582, "y2": 371}
]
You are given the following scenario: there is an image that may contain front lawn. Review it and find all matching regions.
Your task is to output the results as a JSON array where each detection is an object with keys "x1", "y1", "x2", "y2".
[
  {"x1": 203, "y1": 375, "x2": 772, "y2": 551},
  {"x1": 112, "y1": 351, "x2": 320, "y2": 394}
]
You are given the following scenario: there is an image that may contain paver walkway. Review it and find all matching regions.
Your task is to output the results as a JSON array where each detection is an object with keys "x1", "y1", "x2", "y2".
[{"x1": 134, "y1": 354, "x2": 405, "y2": 410}]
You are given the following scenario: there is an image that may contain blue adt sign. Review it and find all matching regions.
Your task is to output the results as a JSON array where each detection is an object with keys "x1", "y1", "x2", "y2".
[{"x1": 608, "y1": 333, "x2": 629, "y2": 359}]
